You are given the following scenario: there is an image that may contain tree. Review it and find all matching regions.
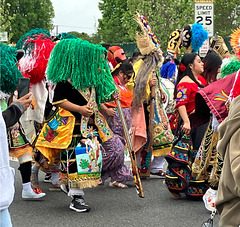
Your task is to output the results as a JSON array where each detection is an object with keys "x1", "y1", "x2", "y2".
[
  {"x1": 214, "y1": 0, "x2": 240, "y2": 37},
  {"x1": 97, "y1": 0, "x2": 134, "y2": 43},
  {"x1": 97, "y1": 0, "x2": 194, "y2": 49},
  {"x1": 0, "y1": 0, "x2": 54, "y2": 43},
  {"x1": 68, "y1": 31, "x2": 91, "y2": 41},
  {"x1": 97, "y1": 0, "x2": 240, "y2": 51},
  {"x1": 0, "y1": 1, "x2": 16, "y2": 42},
  {"x1": 127, "y1": 0, "x2": 194, "y2": 51}
]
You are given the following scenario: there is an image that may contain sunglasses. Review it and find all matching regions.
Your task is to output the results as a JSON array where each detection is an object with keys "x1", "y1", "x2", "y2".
[{"x1": 124, "y1": 73, "x2": 134, "y2": 80}]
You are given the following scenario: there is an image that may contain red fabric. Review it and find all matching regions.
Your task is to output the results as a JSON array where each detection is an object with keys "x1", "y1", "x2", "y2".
[
  {"x1": 175, "y1": 75, "x2": 206, "y2": 114},
  {"x1": 197, "y1": 72, "x2": 236, "y2": 123},
  {"x1": 105, "y1": 76, "x2": 133, "y2": 108},
  {"x1": 107, "y1": 46, "x2": 121, "y2": 68},
  {"x1": 19, "y1": 35, "x2": 55, "y2": 84}
]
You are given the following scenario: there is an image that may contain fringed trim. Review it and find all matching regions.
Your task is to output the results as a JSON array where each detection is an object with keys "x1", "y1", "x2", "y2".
[
  {"x1": 62, "y1": 172, "x2": 101, "y2": 190},
  {"x1": 9, "y1": 145, "x2": 33, "y2": 159},
  {"x1": 70, "y1": 179, "x2": 99, "y2": 190},
  {"x1": 196, "y1": 131, "x2": 219, "y2": 182}
]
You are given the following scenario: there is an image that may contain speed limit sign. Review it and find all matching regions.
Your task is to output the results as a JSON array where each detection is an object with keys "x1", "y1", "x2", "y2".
[{"x1": 195, "y1": 0, "x2": 214, "y2": 37}]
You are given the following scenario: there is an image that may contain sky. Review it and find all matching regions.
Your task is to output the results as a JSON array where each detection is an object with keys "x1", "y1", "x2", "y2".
[{"x1": 51, "y1": 0, "x2": 102, "y2": 35}]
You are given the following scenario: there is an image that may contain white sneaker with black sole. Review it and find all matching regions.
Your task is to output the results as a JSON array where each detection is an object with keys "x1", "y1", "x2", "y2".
[{"x1": 69, "y1": 196, "x2": 91, "y2": 212}]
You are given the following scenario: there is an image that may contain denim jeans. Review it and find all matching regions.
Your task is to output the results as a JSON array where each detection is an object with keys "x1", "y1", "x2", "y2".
[{"x1": 0, "y1": 208, "x2": 13, "y2": 227}]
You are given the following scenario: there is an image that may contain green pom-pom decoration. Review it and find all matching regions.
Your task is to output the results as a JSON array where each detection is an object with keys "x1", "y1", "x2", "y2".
[
  {"x1": 47, "y1": 38, "x2": 117, "y2": 104},
  {"x1": 0, "y1": 43, "x2": 23, "y2": 93},
  {"x1": 220, "y1": 57, "x2": 240, "y2": 78}
]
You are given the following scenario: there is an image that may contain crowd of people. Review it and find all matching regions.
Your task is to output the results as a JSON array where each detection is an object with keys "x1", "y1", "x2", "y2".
[{"x1": 1, "y1": 14, "x2": 240, "y2": 227}]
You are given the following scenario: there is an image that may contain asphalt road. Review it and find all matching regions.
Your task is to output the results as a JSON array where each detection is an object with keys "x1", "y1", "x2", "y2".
[{"x1": 9, "y1": 161, "x2": 220, "y2": 227}]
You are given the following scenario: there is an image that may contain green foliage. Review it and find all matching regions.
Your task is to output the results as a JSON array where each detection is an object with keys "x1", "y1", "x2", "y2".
[
  {"x1": 68, "y1": 31, "x2": 91, "y2": 41},
  {"x1": 97, "y1": 0, "x2": 240, "y2": 52},
  {"x1": 214, "y1": 0, "x2": 240, "y2": 37},
  {"x1": 98, "y1": 0, "x2": 134, "y2": 43},
  {"x1": 0, "y1": 43, "x2": 22, "y2": 93},
  {"x1": 0, "y1": 1, "x2": 16, "y2": 42},
  {"x1": 66, "y1": 31, "x2": 102, "y2": 44},
  {"x1": 0, "y1": 0, "x2": 54, "y2": 43}
]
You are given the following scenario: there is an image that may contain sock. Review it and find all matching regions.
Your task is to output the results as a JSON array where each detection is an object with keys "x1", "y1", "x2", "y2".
[
  {"x1": 22, "y1": 182, "x2": 32, "y2": 192},
  {"x1": 19, "y1": 161, "x2": 31, "y2": 183},
  {"x1": 31, "y1": 163, "x2": 40, "y2": 173},
  {"x1": 51, "y1": 172, "x2": 60, "y2": 185}
]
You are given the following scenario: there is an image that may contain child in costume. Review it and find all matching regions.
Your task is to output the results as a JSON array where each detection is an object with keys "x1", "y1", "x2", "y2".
[
  {"x1": 100, "y1": 61, "x2": 134, "y2": 188},
  {"x1": 45, "y1": 38, "x2": 117, "y2": 212},
  {"x1": 0, "y1": 42, "x2": 46, "y2": 200}
]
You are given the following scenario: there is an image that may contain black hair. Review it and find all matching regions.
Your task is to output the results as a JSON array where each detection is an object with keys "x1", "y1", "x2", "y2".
[
  {"x1": 201, "y1": 52, "x2": 222, "y2": 84},
  {"x1": 174, "y1": 52, "x2": 204, "y2": 98},
  {"x1": 111, "y1": 61, "x2": 134, "y2": 77},
  {"x1": 163, "y1": 58, "x2": 171, "y2": 65}
]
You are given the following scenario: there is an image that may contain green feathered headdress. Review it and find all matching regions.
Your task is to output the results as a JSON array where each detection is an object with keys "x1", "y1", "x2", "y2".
[
  {"x1": 47, "y1": 39, "x2": 117, "y2": 104},
  {"x1": 0, "y1": 43, "x2": 23, "y2": 93}
]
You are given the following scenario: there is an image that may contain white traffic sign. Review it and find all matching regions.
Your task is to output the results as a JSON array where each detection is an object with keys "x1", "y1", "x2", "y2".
[
  {"x1": 199, "y1": 39, "x2": 210, "y2": 57},
  {"x1": 195, "y1": 2, "x2": 214, "y2": 37}
]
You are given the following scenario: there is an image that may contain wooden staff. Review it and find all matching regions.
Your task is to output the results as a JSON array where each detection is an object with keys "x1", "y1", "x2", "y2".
[
  {"x1": 140, "y1": 72, "x2": 156, "y2": 178},
  {"x1": 116, "y1": 99, "x2": 144, "y2": 198}
]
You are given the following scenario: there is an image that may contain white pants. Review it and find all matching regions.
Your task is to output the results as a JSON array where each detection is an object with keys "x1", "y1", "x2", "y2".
[{"x1": 151, "y1": 156, "x2": 166, "y2": 173}]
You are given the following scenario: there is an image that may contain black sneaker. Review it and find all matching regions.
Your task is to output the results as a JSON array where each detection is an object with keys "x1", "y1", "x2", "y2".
[
  {"x1": 44, "y1": 173, "x2": 51, "y2": 183},
  {"x1": 69, "y1": 196, "x2": 91, "y2": 212}
]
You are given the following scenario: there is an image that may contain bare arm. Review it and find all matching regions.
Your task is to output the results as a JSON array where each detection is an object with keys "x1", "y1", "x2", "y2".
[
  {"x1": 178, "y1": 105, "x2": 191, "y2": 134},
  {"x1": 100, "y1": 103, "x2": 116, "y2": 117},
  {"x1": 56, "y1": 101, "x2": 93, "y2": 117}
]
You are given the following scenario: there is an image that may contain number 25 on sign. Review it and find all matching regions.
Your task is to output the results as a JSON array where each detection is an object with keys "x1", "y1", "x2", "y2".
[{"x1": 194, "y1": 0, "x2": 214, "y2": 37}]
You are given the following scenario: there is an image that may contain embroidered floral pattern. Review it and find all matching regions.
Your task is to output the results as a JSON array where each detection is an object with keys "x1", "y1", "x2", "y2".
[
  {"x1": 176, "y1": 87, "x2": 187, "y2": 102},
  {"x1": 80, "y1": 87, "x2": 113, "y2": 142},
  {"x1": 42, "y1": 112, "x2": 69, "y2": 142}
]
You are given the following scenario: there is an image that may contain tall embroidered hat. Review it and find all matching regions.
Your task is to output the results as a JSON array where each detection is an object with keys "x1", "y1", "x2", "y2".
[{"x1": 135, "y1": 11, "x2": 163, "y2": 60}]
